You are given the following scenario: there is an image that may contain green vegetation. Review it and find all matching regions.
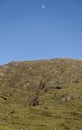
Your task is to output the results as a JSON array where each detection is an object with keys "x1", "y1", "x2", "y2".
[
  {"x1": 0, "y1": 58, "x2": 82, "y2": 129},
  {"x1": 0, "y1": 126, "x2": 12, "y2": 130}
]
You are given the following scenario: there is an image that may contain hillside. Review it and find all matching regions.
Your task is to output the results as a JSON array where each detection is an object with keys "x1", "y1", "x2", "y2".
[{"x1": 0, "y1": 58, "x2": 82, "y2": 130}]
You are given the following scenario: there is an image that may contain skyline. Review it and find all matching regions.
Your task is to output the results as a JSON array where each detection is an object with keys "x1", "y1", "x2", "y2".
[{"x1": 0, "y1": 0, "x2": 82, "y2": 64}]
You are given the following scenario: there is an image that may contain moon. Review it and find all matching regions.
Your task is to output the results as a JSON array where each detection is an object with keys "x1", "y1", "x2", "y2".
[{"x1": 41, "y1": 4, "x2": 46, "y2": 9}]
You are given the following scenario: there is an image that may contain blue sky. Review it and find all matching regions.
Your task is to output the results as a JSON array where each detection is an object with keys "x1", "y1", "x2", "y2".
[{"x1": 0, "y1": 0, "x2": 82, "y2": 64}]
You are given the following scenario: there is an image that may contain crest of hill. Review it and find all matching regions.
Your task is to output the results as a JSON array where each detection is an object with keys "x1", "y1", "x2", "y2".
[{"x1": 0, "y1": 58, "x2": 82, "y2": 83}]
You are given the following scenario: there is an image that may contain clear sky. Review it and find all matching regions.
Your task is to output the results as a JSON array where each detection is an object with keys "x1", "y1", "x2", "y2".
[{"x1": 0, "y1": 0, "x2": 82, "y2": 64}]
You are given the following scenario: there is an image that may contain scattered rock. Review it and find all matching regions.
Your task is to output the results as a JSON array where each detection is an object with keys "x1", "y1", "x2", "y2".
[
  {"x1": 0, "y1": 72, "x2": 4, "y2": 76},
  {"x1": 60, "y1": 94, "x2": 72, "y2": 103},
  {"x1": 70, "y1": 79, "x2": 79, "y2": 83}
]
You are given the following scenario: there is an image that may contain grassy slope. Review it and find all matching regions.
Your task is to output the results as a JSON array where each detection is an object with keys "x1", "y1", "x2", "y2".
[{"x1": 0, "y1": 58, "x2": 82, "y2": 130}]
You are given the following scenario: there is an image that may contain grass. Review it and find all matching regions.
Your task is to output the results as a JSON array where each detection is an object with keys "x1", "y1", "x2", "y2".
[{"x1": 0, "y1": 126, "x2": 12, "y2": 130}]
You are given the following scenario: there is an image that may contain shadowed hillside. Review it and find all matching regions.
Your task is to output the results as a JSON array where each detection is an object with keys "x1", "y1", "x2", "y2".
[{"x1": 0, "y1": 58, "x2": 82, "y2": 130}]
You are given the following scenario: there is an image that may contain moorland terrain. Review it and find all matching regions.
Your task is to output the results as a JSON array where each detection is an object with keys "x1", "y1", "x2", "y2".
[{"x1": 0, "y1": 58, "x2": 82, "y2": 130}]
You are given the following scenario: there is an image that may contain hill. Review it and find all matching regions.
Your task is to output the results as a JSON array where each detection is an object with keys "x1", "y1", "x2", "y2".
[{"x1": 0, "y1": 58, "x2": 82, "y2": 130}]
